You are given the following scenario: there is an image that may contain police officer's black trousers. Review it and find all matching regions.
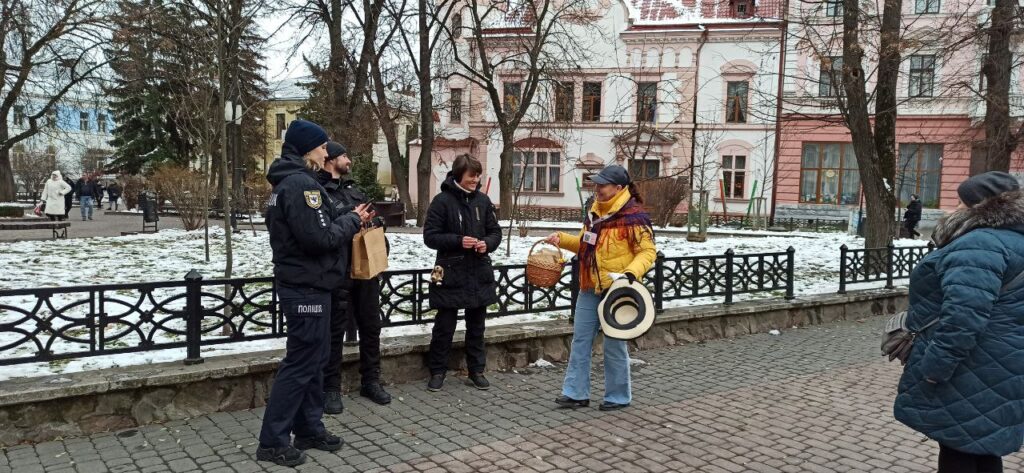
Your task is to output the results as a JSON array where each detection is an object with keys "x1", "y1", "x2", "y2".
[
  {"x1": 427, "y1": 306, "x2": 487, "y2": 375},
  {"x1": 323, "y1": 278, "x2": 383, "y2": 391},
  {"x1": 258, "y1": 287, "x2": 331, "y2": 448}
]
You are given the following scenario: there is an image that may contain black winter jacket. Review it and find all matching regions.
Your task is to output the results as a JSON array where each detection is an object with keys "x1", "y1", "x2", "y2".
[
  {"x1": 266, "y1": 146, "x2": 362, "y2": 291},
  {"x1": 905, "y1": 200, "x2": 923, "y2": 223},
  {"x1": 423, "y1": 174, "x2": 501, "y2": 310}
]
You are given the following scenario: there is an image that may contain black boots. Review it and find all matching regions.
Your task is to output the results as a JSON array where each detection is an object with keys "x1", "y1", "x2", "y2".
[
  {"x1": 256, "y1": 445, "x2": 306, "y2": 467},
  {"x1": 294, "y1": 432, "x2": 344, "y2": 452},
  {"x1": 466, "y1": 372, "x2": 490, "y2": 390},
  {"x1": 427, "y1": 373, "x2": 445, "y2": 392},
  {"x1": 324, "y1": 391, "x2": 344, "y2": 415},
  {"x1": 360, "y1": 383, "x2": 392, "y2": 405},
  {"x1": 555, "y1": 395, "x2": 590, "y2": 408}
]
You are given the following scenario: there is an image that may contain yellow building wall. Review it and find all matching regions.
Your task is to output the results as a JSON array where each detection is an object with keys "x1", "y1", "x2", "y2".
[{"x1": 260, "y1": 99, "x2": 305, "y2": 172}]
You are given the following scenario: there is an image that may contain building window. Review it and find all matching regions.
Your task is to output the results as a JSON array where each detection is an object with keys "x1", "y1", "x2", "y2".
[
  {"x1": 636, "y1": 82, "x2": 657, "y2": 122},
  {"x1": 722, "y1": 155, "x2": 747, "y2": 199},
  {"x1": 450, "y1": 88, "x2": 463, "y2": 122},
  {"x1": 582, "y1": 82, "x2": 602, "y2": 122},
  {"x1": 915, "y1": 0, "x2": 939, "y2": 13},
  {"x1": 800, "y1": 143, "x2": 861, "y2": 205},
  {"x1": 98, "y1": 113, "x2": 108, "y2": 133},
  {"x1": 13, "y1": 105, "x2": 24, "y2": 127},
  {"x1": 726, "y1": 81, "x2": 749, "y2": 123},
  {"x1": 909, "y1": 55, "x2": 935, "y2": 98},
  {"x1": 554, "y1": 82, "x2": 574, "y2": 121},
  {"x1": 825, "y1": 0, "x2": 843, "y2": 16},
  {"x1": 819, "y1": 56, "x2": 844, "y2": 97},
  {"x1": 897, "y1": 144, "x2": 942, "y2": 207},
  {"x1": 512, "y1": 150, "x2": 562, "y2": 193},
  {"x1": 733, "y1": 0, "x2": 751, "y2": 17},
  {"x1": 275, "y1": 113, "x2": 286, "y2": 138},
  {"x1": 503, "y1": 82, "x2": 521, "y2": 115},
  {"x1": 452, "y1": 13, "x2": 462, "y2": 38},
  {"x1": 45, "y1": 108, "x2": 56, "y2": 128},
  {"x1": 80, "y1": 111, "x2": 89, "y2": 131},
  {"x1": 628, "y1": 158, "x2": 660, "y2": 179}
]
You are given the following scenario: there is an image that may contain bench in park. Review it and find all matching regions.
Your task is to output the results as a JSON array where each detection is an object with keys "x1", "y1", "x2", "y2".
[{"x1": 0, "y1": 218, "x2": 70, "y2": 239}]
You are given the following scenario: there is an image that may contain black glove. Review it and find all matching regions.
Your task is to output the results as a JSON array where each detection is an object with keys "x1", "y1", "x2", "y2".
[{"x1": 624, "y1": 272, "x2": 637, "y2": 284}]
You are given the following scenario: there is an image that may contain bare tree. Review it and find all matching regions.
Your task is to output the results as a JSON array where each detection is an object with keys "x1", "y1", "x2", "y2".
[
  {"x1": 0, "y1": 0, "x2": 113, "y2": 201},
  {"x1": 11, "y1": 149, "x2": 56, "y2": 200},
  {"x1": 977, "y1": 0, "x2": 1024, "y2": 171}
]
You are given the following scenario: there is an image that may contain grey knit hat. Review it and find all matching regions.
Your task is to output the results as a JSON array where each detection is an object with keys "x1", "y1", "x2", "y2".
[{"x1": 957, "y1": 171, "x2": 1021, "y2": 207}]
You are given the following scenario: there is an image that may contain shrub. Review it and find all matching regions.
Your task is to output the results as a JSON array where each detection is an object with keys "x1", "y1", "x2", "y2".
[
  {"x1": 635, "y1": 176, "x2": 688, "y2": 227},
  {"x1": 151, "y1": 165, "x2": 211, "y2": 230}
]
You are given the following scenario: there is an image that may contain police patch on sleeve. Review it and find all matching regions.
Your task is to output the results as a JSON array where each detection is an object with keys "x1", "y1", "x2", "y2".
[{"x1": 304, "y1": 191, "x2": 322, "y2": 209}]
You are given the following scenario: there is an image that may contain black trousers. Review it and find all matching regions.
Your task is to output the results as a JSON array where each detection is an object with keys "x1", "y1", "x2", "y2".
[
  {"x1": 323, "y1": 278, "x2": 383, "y2": 391},
  {"x1": 258, "y1": 286, "x2": 331, "y2": 448},
  {"x1": 938, "y1": 444, "x2": 1002, "y2": 473},
  {"x1": 427, "y1": 306, "x2": 487, "y2": 375}
]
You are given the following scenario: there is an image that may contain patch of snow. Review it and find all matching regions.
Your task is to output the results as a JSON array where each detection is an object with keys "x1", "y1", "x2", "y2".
[
  {"x1": 629, "y1": 358, "x2": 647, "y2": 366},
  {"x1": 530, "y1": 359, "x2": 555, "y2": 368},
  {"x1": 769, "y1": 329, "x2": 781, "y2": 336}
]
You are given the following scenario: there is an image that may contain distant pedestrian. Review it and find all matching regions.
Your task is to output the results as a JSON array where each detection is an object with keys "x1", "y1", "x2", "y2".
[
  {"x1": 95, "y1": 181, "x2": 105, "y2": 208},
  {"x1": 895, "y1": 171, "x2": 1024, "y2": 473},
  {"x1": 78, "y1": 177, "x2": 99, "y2": 220},
  {"x1": 63, "y1": 176, "x2": 75, "y2": 218},
  {"x1": 107, "y1": 182, "x2": 122, "y2": 210},
  {"x1": 545, "y1": 164, "x2": 656, "y2": 411},
  {"x1": 903, "y1": 194, "x2": 922, "y2": 239},
  {"x1": 40, "y1": 171, "x2": 72, "y2": 221},
  {"x1": 423, "y1": 154, "x2": 501, "y2": 392}
]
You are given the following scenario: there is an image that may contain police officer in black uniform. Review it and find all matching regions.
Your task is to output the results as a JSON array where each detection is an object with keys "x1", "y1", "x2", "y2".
[
  {"x1": 256, "y1": 120, "x2": 374, "y2": 467},
  {"x1": 318, "y1": 142, "x2": 393, "y2": 413}
]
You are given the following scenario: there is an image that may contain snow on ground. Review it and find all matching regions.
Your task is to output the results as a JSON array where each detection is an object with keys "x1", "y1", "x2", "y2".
[{"x1": 0, "y1": 226, "x2": 926, "y2": 381}]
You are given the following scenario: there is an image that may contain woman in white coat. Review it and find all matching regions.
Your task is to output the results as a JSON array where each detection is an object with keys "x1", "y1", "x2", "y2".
[{"x1": 41, "y1": 171, "x2": 72, "y2": 221}]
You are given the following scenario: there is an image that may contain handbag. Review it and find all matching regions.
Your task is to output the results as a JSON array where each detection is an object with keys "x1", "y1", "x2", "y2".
[
  {"x1": 883, "y1": 267, "x2": 1024, "y2": 364},
  {"x1": 33, "y1": 201, "x2": 45, "y2": 216}
]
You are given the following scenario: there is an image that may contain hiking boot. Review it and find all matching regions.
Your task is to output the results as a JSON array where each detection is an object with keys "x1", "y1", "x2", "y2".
[
  {"x1": 255, "y1": 445, "x2": 306, "y2": 467},
  {"x1": 294, "y1": 432, "x2": 344, "y2": 452},
  {"x1": 555, "y1": 395, "x2": 590, "y2": 408},
  {"x1": 466, "y1": 372, "x2": 490, "y2": 390},
  {"x1": 360, "y1": 383, "x2": 392, "y2": 405},
  {"x1": 324, "y1": 391, "x2": 344, "y2": 415},
  {"x1": 598, "y1": 401, "x2": 630, "y2": 412},
  {"x1": 427, "y1": 373, "x2": 445, "y2": 392}
]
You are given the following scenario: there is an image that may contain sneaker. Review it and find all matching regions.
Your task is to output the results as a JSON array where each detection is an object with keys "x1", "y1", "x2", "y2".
[
  {"x1": 427, "y1": 373, "x2": 445, "y2": 392},
  {"x1": 555, "y1": 395, "x2": 590, "y2": 408},
  {"x1": 466, "y1": 372, "x2": 490, "y2": 390},
  {"x1": 598, "y1": 401, "x2": 630, "y2": 411},
  {"x1": 324, "y1": 391, "x2": 344, "y2": 415},
  {"x1": 294, "y1": 432, "x2": 344, "y2": 452},
  {"x1": 360, "y1": 383, "x2": 392, "y2": 405},
  {"x1": 255, "y1": 445, "x2": 306, "y2": 467}
]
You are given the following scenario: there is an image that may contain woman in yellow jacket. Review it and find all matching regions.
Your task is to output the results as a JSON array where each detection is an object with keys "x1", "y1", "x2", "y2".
[{"x1": 544, "y1": 165, "x2": 657, "y2": 411}]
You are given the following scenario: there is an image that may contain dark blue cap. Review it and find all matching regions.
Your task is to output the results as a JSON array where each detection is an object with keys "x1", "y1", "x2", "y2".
[
  {"x1": 589, "y1": 165, "x2": 631, "y2": 186},
  {"x1": 284, "y1": 119, "x2": 329, "y2": 156},
  {"x1": 958, "y1": 171, "x2": 1020, "y2": 207},
  {"x1": 325, "y1": 141, "x2": 347, "y2": 161}
]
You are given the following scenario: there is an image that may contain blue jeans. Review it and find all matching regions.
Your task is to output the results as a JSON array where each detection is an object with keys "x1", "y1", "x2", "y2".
[
  {"x1": 80, "y1": 196, "x2": 93, "y2": 219},
  {"x1": 561, "y1": 290, "x2": 631, "y2": 404}
]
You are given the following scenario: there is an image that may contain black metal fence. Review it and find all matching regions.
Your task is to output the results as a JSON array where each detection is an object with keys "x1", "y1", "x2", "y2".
[
  {"x1": 0, "y1": 248, "x2": 795, "y2": 366},
  {"x1": 838, "y1": 243, "x2": 935, "y2": 294}
]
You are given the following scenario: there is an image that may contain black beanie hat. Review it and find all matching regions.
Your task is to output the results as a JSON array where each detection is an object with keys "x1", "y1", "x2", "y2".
[
  {"x1": 284, "y1": 120, "x2": 329, "y2": 156},
  {"x1": 325, "y1": 141, "x2": 347, "y2": 161},
  {"x1": 958, "y1": 171, "x2": 1020, "y2": 207}
]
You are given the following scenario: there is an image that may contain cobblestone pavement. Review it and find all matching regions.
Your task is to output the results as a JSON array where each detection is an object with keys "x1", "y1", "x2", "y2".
[{"x1": 3, "y1": 316, "x2": 1021, "y2": 472}]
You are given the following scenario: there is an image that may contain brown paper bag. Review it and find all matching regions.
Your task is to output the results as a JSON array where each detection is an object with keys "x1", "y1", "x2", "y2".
[{"x1": 351, "y1": 226, "x2": 389, "y2": 279}]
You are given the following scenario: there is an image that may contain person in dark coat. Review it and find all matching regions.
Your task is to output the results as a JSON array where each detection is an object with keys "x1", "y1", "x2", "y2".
[
  {"x1": 107, "y1": 182, "x2": 122, "y2": 210},
  {"x1": 894, "y1": 171, "x2": 1024, "y2": 473},
  {"x1": 256, "y1": 120, "x2": 372, "y2": 468},
  {"x1": 423, "y1": 154, "x2": 501, "y2": 392},
  {"x1": 316, "y1": 141, "x2": 392, "y2": 415},
  {"x1": 78, "y1": 177, "x2": 99, "y2": 220},
  {"x1": 63, "y1": 176, "x2": 75, "y2": 218},
  {"x1": 903, "y1": 194, "x2": 923, "y2": 238}
]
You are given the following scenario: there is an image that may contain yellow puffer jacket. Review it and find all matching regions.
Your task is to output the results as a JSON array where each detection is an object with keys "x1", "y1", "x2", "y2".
[{"x1": 557, "y1": 188, "x2": 657, "y2": 293}]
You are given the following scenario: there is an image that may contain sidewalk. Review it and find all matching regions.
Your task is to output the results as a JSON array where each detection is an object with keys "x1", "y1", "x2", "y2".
[{"x1": 2, "y1": 316, "x2": 1017, "y2": 472}]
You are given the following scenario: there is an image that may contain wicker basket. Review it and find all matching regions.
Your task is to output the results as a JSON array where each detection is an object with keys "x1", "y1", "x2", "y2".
[{"x1": 526, "y1": 240, "x2": 565, "y2": 288}]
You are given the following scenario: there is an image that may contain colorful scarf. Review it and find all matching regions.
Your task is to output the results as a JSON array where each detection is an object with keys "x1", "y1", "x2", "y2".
[{"x1": 577, "y1": 197, "x2": 654, "y2": 291}]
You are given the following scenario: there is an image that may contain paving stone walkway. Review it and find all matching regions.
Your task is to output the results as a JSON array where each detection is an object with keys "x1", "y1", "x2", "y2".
[{"x1": 2, "y1": 316, "x2": 1021, "y2": 472}]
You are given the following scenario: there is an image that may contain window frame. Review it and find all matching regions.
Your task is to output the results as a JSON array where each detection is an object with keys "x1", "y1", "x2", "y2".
[
  {"x1": 79, "y1": 111, "x2": 89, "y2": 131},
  {"x1": 582, "y1": 82, "x2": 602, "y2": 122},
  {"x1": 452, "y1": 13, "x2": 463, "y2": 38},
  {"x1": 799, "y1": 142, "x2": 862, "y2": 205},
  {"x1": 636, "y1": 82, "x2": 657, "y2": 123},
  {"x1": 450, "y1": 88, "x2": 463, "y2": 122},
  {"x1": 908, "y1": 55, "x2": 936, "y2": 98},
  {"x1": 13, "y1": 105, "x2": 24, "y2": 127},
  {"x1": 819, "y1": 56, "x2": 844, "y2": 97},
  {"x1": 627, "y1": 157, "x2": 660, "y2": 180},
  {"x1": 726, "y1": 81, "x2": 749, "y2": 123},
  {"x1": 897, "y1": 143, "x2": 943, "y2": 208},
  {"x1": 275, "y1": 113, "x2": 286, "y2": 138},
  {"x1": 721, "y1": 154, "x2": 747, "y2": 199},
  {"x1": 98, "y1": 112, "x2": 108, "y2": 133},
  {"x1": 554, "y1": 82, "x2": 574, "y2": 121},
  {"x1": 503, "y1": 81, "x2": 522, "y2": 116},
  {"x1": 915, "y1": 0, "x2": 939, "y2": 14},
  {"x1": 825, "y1": 0, "x2": 843, "y2": 16},
  {"x1": 512, "y1": 149, "x2": 563, "y2": 194}
]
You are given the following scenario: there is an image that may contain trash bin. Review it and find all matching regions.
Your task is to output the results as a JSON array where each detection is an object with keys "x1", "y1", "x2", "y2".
[{"x1": 139, "y1": 191, "x2": 159, "y2": 232}]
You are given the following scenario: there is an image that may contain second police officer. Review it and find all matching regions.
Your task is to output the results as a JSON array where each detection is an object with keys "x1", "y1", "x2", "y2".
[{"x1": 256, "y1": 120, "x2": 374, "y2": 467}]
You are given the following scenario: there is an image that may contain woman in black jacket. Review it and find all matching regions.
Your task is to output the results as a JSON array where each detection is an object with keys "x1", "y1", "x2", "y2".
[{"x1": 423, "y1": 154, "x2": 501, "y2": 392}]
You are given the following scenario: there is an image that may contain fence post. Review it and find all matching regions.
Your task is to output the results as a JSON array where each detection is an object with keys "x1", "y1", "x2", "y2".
[
  {"x1": 184, "y1": 269, "x2": 204, "y2": 365},
  {"x1": 785, "y1": 247, "x2": 796, "y2": 300},
  {"x1": 654, "y1": 251, "x2": 665, "y2": 313},
  {"x1": 838, "y1": 244, "x2": 848, "y2": 294},
  {"x1": 569, "y1": 256, "x2": 580, "y2": 320},
  {"x1": 886, "y1": 243, "x2": 896, "y2": 289},
  {"x1": 724, "y1": 249, "x2": 735, "y2": 305}
]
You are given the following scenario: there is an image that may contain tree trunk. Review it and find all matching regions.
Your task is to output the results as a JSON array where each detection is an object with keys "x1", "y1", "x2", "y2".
[
  {"x1": 0, "y1": 147, "x2": 14, "y2": 202},
  {"x1": 982, "y1": 0, "x2": 1016, "y2": 172},
  {"x1": 415, "y1": 0, "x2": 433, "y2": 225},
  {"x1": 497, "y1": 134, "x2": 515, "y2": 219}
]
